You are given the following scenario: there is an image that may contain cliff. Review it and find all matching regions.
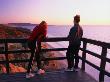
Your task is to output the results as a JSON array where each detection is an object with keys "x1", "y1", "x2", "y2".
[
  {"x1": 0, "y1": 24, "x2": 67, "y2": 73},
  {"x1": 0, "y1": 24, "x2": 31, "y2": 39},
  {"x1": 8, "y1": 23, "x2": 37, "y2": 26}
]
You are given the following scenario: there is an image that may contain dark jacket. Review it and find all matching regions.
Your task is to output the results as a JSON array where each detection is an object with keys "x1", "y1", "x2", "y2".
[{"x1": 68, "y1": 24, "x2": 83, "y2": 45}]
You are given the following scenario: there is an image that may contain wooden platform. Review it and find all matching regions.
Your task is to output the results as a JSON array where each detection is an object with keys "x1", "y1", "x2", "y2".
[{"x1": 0, "y1": 70, "x2": 97, "y2": 82}]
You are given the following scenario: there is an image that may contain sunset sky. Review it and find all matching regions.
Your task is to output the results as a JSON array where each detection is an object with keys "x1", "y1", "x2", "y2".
[{"x1": 0, "y1": 0, "x2": 110, "y2": 25}]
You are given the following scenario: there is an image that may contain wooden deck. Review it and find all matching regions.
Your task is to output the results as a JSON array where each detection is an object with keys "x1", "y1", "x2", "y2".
[{"x1": 0, "y1": 70, "x2": 97, "y2": 82}]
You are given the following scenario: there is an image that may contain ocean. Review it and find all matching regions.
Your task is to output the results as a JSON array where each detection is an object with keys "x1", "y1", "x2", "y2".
[{"x1": 17, "y1": 25, "x2": 110, "y2": 82}]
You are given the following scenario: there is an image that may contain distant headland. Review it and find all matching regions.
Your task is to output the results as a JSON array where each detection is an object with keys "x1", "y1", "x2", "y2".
[
  {"x1": 8, "y1": 23, "x2": 37, "y2": 26},
  {"x1": 8, "y1": 23, "x2": 57, "y2": 26}
]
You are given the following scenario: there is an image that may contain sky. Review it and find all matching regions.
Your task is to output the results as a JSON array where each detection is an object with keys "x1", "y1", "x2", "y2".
[{"x1": 0, "y1": 0, "x2": 110, "y2": 25}]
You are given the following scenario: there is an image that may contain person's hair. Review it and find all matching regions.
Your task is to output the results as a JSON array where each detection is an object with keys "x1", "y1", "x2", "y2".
[
  {"x1": 40, "y1": 21, "x2": 46, "y2": 25},
  {"x1": 74, "y1": 15, "x2": 80, "y2": 23},
  {"x1": 39, "y1": 21, "x2": 47, "y2": 30}
]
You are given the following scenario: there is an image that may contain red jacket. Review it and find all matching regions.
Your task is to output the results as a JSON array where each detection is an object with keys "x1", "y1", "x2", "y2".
[{"x1": 28, "y1": 24, "x2": 47, "y2": 43}]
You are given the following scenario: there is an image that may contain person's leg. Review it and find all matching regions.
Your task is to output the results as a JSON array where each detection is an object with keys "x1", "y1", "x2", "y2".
[
  {"x1": 74, "y1": 44, "x2": 80, "y2": 69},
  {"x1": 66, "y1": 45, "x2": 74, "y2": 69},
  {"x1": 26, "y1": 49, "x2": 35, "y2": 78},
  {"x1": 35, "y1": 50, "x2": 41, "y2": 70},
  {"x1": 27, "y1": 49, "x2": 35, "y2": 73},
  {"x1": 26, "y1": 41, "x2": 36, "y2": 78},
  {"x1": 35, "y1": 48, "x2": 45, "y2": 74}
]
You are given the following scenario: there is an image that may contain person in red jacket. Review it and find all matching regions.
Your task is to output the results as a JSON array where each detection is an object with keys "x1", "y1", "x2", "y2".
[{"x1": 26, "y1": 21, "x2": 47, "y2": 78}]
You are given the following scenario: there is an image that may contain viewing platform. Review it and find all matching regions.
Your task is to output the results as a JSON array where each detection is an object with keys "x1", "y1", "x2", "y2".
[
  {"x1": 0, "y1": 70, "x2": 97, "y2": 82},
  {"x1": 0, "y1": 37, "x2": 110, "y2": 82}
]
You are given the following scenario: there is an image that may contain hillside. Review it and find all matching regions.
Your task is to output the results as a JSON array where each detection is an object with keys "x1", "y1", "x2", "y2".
[
  {"x1": 0, "y1": 24, "x2": 31, "y2": 73},
  {"x1": 0, "y1": 24, "x2": 66, "y2": 73},
  {"x1": 0, "y1": 24, "x2": 31, "y2": 39}
]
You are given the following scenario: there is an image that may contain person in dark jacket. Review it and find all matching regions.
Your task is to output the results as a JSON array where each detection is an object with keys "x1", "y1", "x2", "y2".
[
  {"x1": 26, "y1": 21, "x2": 47, "y2": 78},
  {"x1": 66, "y1": 15, "x2": 83, "y2": 72}
]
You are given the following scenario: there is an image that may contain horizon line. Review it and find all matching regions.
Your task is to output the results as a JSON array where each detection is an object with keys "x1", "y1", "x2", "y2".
[{"x1": 0, "y1": 23, "x2": 110, "y2": 26}]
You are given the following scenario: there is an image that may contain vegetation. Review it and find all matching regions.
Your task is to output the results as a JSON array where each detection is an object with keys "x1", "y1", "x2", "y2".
[
  {"x1": 0, "y1": 24, "x2": 66, "y2": 73},
  {"x1": 0, "y1": 24, "x2": 31, "y2": 39}
]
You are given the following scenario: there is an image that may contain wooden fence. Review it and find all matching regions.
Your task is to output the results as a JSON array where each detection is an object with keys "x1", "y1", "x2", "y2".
[{"x1": 0, "y1": 37, "x2": 110, "y2": 82}]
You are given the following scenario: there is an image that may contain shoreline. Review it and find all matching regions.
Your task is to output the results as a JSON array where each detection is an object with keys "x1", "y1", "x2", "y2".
[{"x1": 42, "y1": 42, "x2": 68, "y2": 70}]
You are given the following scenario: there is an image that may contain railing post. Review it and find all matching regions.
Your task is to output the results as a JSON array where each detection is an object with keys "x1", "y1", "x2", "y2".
[
  {"x1": 5, "y1": 40, "x2": 9, "y2": 74},
  {"x1": 99, "y1": 46, "x2": 107, "y2": 82},
  {"x1": 81, "y1": 41, "x2": 87, "y2": 71}
]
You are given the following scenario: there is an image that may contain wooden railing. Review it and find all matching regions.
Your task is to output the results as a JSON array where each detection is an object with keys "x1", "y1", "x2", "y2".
[{"x1": 0, "y1": 37, "x2": 110, "y2": 82}]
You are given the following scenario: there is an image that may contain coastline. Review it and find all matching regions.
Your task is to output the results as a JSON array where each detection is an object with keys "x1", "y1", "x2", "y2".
[{"x1": 41, "y1": 42, "x2": 67, "y2": 71}]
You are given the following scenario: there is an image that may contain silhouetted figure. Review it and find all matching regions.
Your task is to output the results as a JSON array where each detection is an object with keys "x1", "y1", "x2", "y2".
[
  {"x1": 66, "y1": 15, "x2": 83, "y2": 72},
  {"x1": 26, "y1": 21, "x2": 47, "y2": 78}
]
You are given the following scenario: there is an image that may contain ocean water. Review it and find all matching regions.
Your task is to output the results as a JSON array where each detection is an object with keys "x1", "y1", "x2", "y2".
[
  {"x1": 22, "y1": 25, "x2": 110, "y2": 42},
  {"x1": 19, "y1": 25, "x2": 110, "y2": 82}
]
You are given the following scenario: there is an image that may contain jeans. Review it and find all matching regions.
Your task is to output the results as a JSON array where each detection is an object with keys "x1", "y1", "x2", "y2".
[
  {"x1": 66, "y1": 43, "x2": 80, "y2": 69},
  {"x1": 27, "y1": 41, "x2": 41, "y2": 73}
]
